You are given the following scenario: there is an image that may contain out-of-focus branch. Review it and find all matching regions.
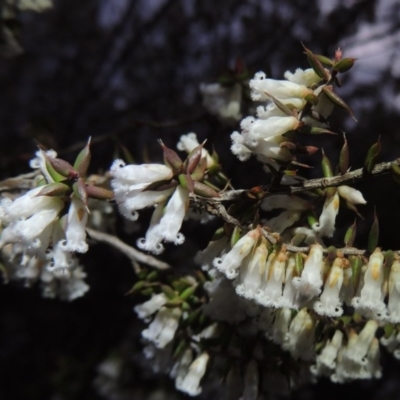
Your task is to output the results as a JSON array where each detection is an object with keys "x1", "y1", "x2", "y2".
[
  {"x1": 86, "y1": 228, "x2": 171, "y2": 270},
  {"x1": 0, "y1": 171, "x2": 38, "y2": 192}
]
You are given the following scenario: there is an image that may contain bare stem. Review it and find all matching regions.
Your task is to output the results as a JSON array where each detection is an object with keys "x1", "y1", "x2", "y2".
[{"x1": 86, "y1": 228, "x2": 171, "y2": 270}]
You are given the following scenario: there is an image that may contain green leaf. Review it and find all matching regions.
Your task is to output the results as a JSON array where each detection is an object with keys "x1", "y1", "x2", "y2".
[
  {"x1": 368, "y1": 208, "x2": 379, "y2": 253},
  {"x1": 364, "y1": 136, "x2": 381, "y2": 173},
  {"x1": 321, "y1": 148, "x2": 334, "y2": 178},
  {"x1": 322, "y1": 86, "x2": 356, "y2": 121},
  {"x1": 178, "y1": 173, "x2": 194, "y2": 193},
  {"x1": 302, "y1": 43, "x2": 330, "y2": 80},
  {"x1": 339, "y1": 133, "x2": 349, "y2": 175},
  {"x1": 344, "y1": 219, "x2": 356, "y2": 247},
  {"x1": 314, "y1": 54, "x2": 334, "y2": 66},
  {"x1": 391, "y1": 163, "x2": 400, "y2": 184},
  {"x1": 230, "y1": 226, "x2": 241, "y2": 247},
  {"x1": 73, "y1": 137, "x2": 91, "y2": 178},
  {"x1": 349, "y1": 255, "x2": 362, "y2": 293},
  {"x1": 295, "y1": 253, "x2": 304, "y2": 276},
  {"x1": 333, "y1": 58, "x2": 356, "y2": 73}
]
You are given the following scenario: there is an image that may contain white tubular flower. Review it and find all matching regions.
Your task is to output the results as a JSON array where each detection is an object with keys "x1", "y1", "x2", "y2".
[
  {"x1": 110, "y1": 159, "x2": 174, "y2": 221},
  {"x1": 0, "y1": 186, "x2": 61, "y2": 223},
  {"x1": 266, "y1": 210, "x2": 302, "y2": 234},
  {"x1": 177, "y1": 132, "x2": 214, "y2": 168},
  {"x1": 311, "y1": 330, "x2": 343, "y2": 377},
  {"x1": 240, "y1": 360, "x2": 258, "y2": 400},
  {"x1": 281, "y1": 255, "x2": 301, "y2": 309},
  {"x1": 236, "y1": 239, "x2": 268, "y2": 299},
  {"x1": 285, "y1": 308, "x2": 315, "y2": 361},
  {"x1": 202, "y1": 277, "x2": 254, "y2": 323},
  {"x1": 249, "y1": 71, "x2": 312, "y2": 103},
  {"x1": 60, "y1": 197, "x2": 88, "y2": 253},
  {"x1": 352, "y1": 249, "x2": 387, "y2": 318},
  {"x1": 142, "y1": 307, "x2": 182, "y2": 349},
  {"x1": 172, "y1": 348, "x2": 193, "y2": 386},
  {"x1": 313, "y1": 191, "x2": 340, "y2": 238},
  {"x1": 347, "y1": 321, "x2": 378, "y2": 364},
  {"x1": 58, "y1": 267, "x2": 90, "y2": 301},
  {"x1": 176, "y1": 352, "x2": 209, "y2": 397},
  {"x1": 134, "y1": 293, "x2": 168, "y2": 320},
  {"x1": 195, "y1": 236, "x2": 229, "y2": 271},
  {"x1": 366, "y1": 338, "x2": 382, "y2": 379},
  {"x1": 29, "y1": 149, "x2": 58, "y2": 183},
  {"x1": 292, "y1": 244, "x2": 324, "y2": 298},
  {"x1": 200, "y1": 82, "x2": 242, "y2": 122},
  {"x1": 337, "y1": 185, "x2": 367, "y2": 205},
  {"x1": 241, "y1": 115, "x2": 300, "y2": 143},
  {"x1": 213, "y1": 227, "x2": 259, "y2": 279},
  {"x1": 255, "y1": 248, "x2": 287, "y2": 308},
  {"x1": 270, "y1": 308, "x2": 292, "y2": 346},
  {"x1": 137, "y1": 186, "x2": 189, "y2": 254},
  {"x1": 284, "y1": 67, "x2": 323, "y2": 87},
  {"x1": 388, "y1": 259, "x2": 400, "y2": 323},
  {"x1": 230, "y1": 131, "x2": 252, "y2": 161},
  {"x1": 0, "y1": 198, "x2": 62, "y2": 250},
  {"x1": 314, "y1": 257, "x2": 344, "y2": 317}
]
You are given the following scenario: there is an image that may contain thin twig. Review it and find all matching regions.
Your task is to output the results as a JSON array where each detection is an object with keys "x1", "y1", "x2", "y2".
[
  {"x1": 0, "y1": 171, "x2": 38, "y2": 192},
  {"x1": 86, "y1": 228, "x2": 171, "y2": 270},
  {"x1": 289, "y1": 159, "x2": 400, "y2": 194}
]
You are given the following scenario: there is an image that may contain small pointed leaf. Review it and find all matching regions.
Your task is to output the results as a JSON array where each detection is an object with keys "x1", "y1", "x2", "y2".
[
  {"x1": 364, "y1": 137, "x2": 381, "y2": 173},
  {"x1": 35, "y1": 182, "x2": 71, "y2": 197},
  {"x1": 339, "y1": 133, "x2": 349, "y2": 175},
  {"x1": 344, "y1": 219, "x2": 357, "y2": 247},
  {"x1": 322, "y1": 86, "x2": 356, "y2": 121},
  {"x1": 302, "y1": 43, "x2": 330, "y2": 80},
  {"x1": 85, "y1": 185, "x2": 114, "y2": 200},
  {"x1": 350, "y1": 255, "x2": 362, "y2": 293},
  {"x1": 193, "y1": 181, "x2": 220, "y2": 198},
  {"x1": 184, "y1": 142, "x2": 204, "y2": 174},
  {"x1": 231, "y1": 226, "x2": 241, "y2": 247},
  {"x1": 333, "y1": 58, "x2": 356, "y2": 73},
  {"x1": 158, "y1": 139, "x2": 183, "y2": 174},
  {"x1": 73, "y1": 137, "x2": 91, "y2": 177},
  {"x1": 321, "y1": 148, "x2": 334, "y2": 178},
  {"x1": 367, "y1": 208, "x2": 379, "y2": 253}
]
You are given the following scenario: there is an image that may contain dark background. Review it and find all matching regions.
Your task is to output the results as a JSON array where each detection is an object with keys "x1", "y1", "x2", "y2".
[{"x1": 1, "y1": 0, "x2": 400, "y2": 399}]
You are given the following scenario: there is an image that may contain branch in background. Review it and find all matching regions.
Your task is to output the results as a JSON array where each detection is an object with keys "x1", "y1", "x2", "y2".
[
  {"x1": 0, "y1": 171, "x2": 38, "y2": 192},
  {"x1": 86, "y1": 228, "x2": 171, "y2": 270}
]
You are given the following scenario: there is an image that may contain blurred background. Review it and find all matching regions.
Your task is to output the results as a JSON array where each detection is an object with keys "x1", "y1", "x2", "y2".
[{"x1": 1, "y1": 0, "x2": 400, "y2": 399}]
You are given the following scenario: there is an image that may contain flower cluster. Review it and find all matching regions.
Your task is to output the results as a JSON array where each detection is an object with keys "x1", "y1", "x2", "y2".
[
  {"x1": 208, "y1": 228, "x2": 400, "y2": 324},
  {"x1": 0, "y1": 142, "x2": 112, "y2": 300},
  {"x1": 111, "y1": 138, "x2": 220, "y2": 254},
  {"x1": 230, "y1": 67, "x2": 324, "y2": 164}
]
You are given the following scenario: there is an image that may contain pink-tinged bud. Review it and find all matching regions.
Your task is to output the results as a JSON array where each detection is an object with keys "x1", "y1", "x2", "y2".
[
  {"x1": 158, "y1": 139, "x2": 183, "y2": 174},
  {"x1": 43, "y1": 152, "x2": 79, "y2": 180}
]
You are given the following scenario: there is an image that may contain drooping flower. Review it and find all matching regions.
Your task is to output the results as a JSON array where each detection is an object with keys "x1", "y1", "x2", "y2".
[
  {"x1": 176, "y1": 352, "x2": 209, "y2": 396},
  {"x1": 110, "y1": 159, "x2": 174, "y2": 221}
]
